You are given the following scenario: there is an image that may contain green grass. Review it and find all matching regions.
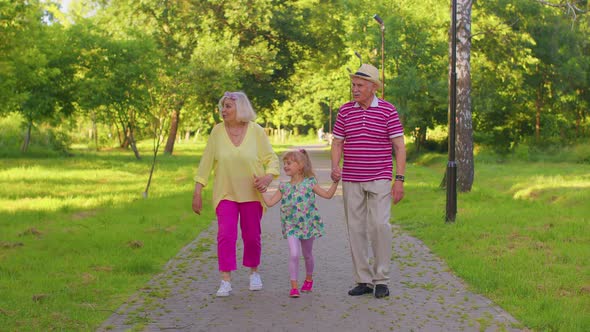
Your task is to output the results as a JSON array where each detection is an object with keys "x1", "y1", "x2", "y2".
[
  {"x1": 0, "y1": 134, "x2": 323, "y2": 331},
  {"x1": 398, "y1": 152, "x2": 590, "y2": 331},
  {"x1": 1, "y1": 138, "x2": 588, "y2": 331},
  {"x1": 0, "y1": 141, "x2": 214, "y2": 331}
]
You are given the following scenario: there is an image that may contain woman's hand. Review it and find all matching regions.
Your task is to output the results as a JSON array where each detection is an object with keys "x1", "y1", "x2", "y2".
[
  {"x1": 192, "y1": 183, "x2": 204, "y2": 214},
  {"x1": 253, "y1": 174, "x2": 273, "y2": 193},
  {"x1": 192, "y1": 193, "x2": 202, "y2": 214}
]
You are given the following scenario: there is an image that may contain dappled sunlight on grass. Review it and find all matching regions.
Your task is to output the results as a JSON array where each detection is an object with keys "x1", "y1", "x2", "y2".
[
  {"x1": 0, "y1": 165, "x2": 193, "y2": 213},
  {"x1": 0, "y1": 142, "x2": 204, "y2": 214},
  {"x1": 510, "y1": 175, "x2": 590, "y2": 201}
]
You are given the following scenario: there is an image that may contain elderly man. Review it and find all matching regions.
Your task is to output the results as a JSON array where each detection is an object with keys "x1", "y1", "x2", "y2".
[{"x1": 331, "y1": 63, "x2": 406, "y2": 299}]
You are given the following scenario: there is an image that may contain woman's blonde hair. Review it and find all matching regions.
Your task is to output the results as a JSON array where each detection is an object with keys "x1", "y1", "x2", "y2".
[
  {"x1": 218, "y1": 91, "x2": 256, "y2": 122},
  {"x1": 282, "y1": 149, "x2": 315, "y2": 178}
]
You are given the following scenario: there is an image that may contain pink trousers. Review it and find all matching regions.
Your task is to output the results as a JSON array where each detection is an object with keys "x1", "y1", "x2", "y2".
[{"x1": 215, "y1": 200, "x2": 263, "y2": 271}]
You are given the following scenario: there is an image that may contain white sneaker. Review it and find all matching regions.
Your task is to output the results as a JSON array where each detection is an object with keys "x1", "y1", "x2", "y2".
[
  {"x1": 216, "y1": 280, "x2": 232, "y2": 297},
  {"x1": 249, "y1": 272, "x2": 263, "y2": 291}
]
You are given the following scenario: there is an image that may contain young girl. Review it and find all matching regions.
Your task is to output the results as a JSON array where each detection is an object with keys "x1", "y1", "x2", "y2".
[{"x1": 261, "y1": 149, "x2": 338, "y2": 298}]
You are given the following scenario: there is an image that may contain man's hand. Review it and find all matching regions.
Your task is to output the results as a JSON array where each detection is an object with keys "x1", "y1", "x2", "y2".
[
  {"x1": 331, "y1": 166, "x2": 342, "y2": 183},
  {"x1": 392, "y1": 180, "x2": 404, "y2": 205}
]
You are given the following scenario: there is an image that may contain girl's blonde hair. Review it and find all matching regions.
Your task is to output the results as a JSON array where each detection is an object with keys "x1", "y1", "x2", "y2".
[
  {"x1": 218, "y1": 91, "x2": 256, "y2": 122},
  {"x1": 282, "y1": 149, "x2": 315, "y2": 178}
]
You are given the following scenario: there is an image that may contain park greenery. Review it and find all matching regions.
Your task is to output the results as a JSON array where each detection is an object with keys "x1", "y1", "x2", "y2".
[
  {"x1": 0, "y1": 0, "x2": 588, "y2": 158},
  {"x1": 1, "y1": 0, "x2": 589, "y2": 331},
  {"x1": 0, "y1": 140, "x2": 588, "y2": 331}
]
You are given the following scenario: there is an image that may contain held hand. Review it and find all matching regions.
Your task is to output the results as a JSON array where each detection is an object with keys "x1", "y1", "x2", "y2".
[
  {"x1": 253, "y1": 174, "x2": 271, "y2": 193},
  {"x1": 192, "y1": 193, "x2": 202, "y2": 215},
  {"x1": 392, "y1": 181, "x2": 404, "y2": 205},
  {"x1": 330, "y1": 166, "x2": 342, "y2": 183}
]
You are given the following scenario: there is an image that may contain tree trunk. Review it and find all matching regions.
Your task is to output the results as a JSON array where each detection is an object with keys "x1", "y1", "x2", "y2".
[
  {"x1": 535, "y1": 85, "x2": 542, "y2": 142},
  {"x1": 164, "y1": 109, "x2": 179, "y2": 154},
  {"x1": 414, "y1": 127, "x2": 427, "y2": 153},
  {"x1": 92, "y1": 112, "x2": 99, "y2": 151},
  {"x1": 143, "y1": 149, "x2": 157, "y2": 198},
  {"x1": 576, "y1": 110, "x2": 581, "y2": 137},
  {"x1": 21, "y1": 119, "x2": 32, "y2": 153},
  {"x1": 193, "y1": 128, "x2": 201, "y2": 142},
  {"x1": 143, "y1": 123, "x2": 166, "y2": 198},
  {"x1": 128, "y1": 129, "x2": 141, "y2": 160},
  {"x1": 117, "y1": 116, "x2": 131, "y2": 149},
  {"x1": 113, "y1": 121, "x2": 123, "y2": 147},
  {"x1": 455, "y1": 0, "x2": 474, "y2": 192},
  {"x1": 121, "y1": 127, "x2": 131, "y2": 149}
]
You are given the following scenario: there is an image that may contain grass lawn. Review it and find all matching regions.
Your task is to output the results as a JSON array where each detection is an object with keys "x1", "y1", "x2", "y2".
[
  {"x1": 0, "y1": 138, "x2": 588, "y2": 331},
  {"x1": 396, "y1": 152, "x2": 590, "y2": 332},
  {"x1": 0, "y1": 141, "x2": 214, "y2": 330},
  {"x1": 0, "y1": 135, "x2": 318, "y2": 331}
]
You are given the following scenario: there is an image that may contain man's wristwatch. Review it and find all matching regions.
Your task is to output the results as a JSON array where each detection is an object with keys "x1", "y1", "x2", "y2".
[{"x1": 395, "y1": 175, "x2": 405, "y2": 182}]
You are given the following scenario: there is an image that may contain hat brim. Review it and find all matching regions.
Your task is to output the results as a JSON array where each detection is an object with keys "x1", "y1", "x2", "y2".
[{"x1": 349, "y1": 74, "x2": 383, "y2": 90}]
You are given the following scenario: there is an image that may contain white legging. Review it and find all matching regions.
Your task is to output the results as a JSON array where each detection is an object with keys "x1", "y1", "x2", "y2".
[{"x1": 287, "y1": 236, "x2": 315, "y2": 281}]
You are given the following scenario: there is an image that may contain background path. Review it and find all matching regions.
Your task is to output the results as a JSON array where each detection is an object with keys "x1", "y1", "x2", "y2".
[{"x1": 99, "y1": 145, "x2": 523, "y2": 332}]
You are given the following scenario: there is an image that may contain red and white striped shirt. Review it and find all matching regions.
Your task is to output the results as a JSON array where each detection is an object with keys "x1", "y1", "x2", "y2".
[{"x1": 332, "y1": 96, "x2": 403, "y2": 182}]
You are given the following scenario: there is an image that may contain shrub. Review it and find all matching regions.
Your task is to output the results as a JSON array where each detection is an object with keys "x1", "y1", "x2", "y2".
[{"x1": 0, "y1": 113, "x2": 72, "y2": 157}]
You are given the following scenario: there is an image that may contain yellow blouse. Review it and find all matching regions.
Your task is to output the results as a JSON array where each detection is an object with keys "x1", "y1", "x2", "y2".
[{"x1": 194, "y1": 121, "x2": 280, "y2": 209}]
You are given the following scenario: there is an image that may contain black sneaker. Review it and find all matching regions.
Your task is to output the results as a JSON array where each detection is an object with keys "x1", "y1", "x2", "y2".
[
  {"x1": 348, "y1": 283, "x2": 373, "y2": 296},
  {"x1": 374, "y1": 284, "x2": 389, "y2": 298}
]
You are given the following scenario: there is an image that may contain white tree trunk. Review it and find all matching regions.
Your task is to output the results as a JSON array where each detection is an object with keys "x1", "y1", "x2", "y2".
[{"x1": 454, "y1": 0, "x2": 474, "y2": 192}]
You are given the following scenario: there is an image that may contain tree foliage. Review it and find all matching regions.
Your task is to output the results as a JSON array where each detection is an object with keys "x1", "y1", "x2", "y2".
[{"x1": 0, "y1": 0, "x2": 588, "y2": 156}]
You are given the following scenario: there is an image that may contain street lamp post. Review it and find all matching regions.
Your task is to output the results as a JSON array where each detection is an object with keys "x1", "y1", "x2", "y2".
[
  {"x1": 373, "y1": 14, "x2": 385, "y2": 99},
  {"x1": 446, "y1": 0, "x2": 457, "y2": 222},
  {"x1": 354, "y1": 51, "x2": 362, "y2": 66}
]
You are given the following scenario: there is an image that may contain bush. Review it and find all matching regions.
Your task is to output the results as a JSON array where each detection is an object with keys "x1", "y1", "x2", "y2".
[
  {"x1": 0, "y1": 113, "x2": 23, "y2": 151},
  {"x1": 0, "y1": 113, "x2": 72, "y2": 157}
]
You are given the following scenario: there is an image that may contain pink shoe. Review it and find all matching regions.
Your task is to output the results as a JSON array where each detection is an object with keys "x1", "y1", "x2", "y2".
[
  {"x1": 289, "y1": 288, "x2": 300, "y2": 298},
  {"x1": 301, "y1": 280, "x2": 313, "y2": 292}
]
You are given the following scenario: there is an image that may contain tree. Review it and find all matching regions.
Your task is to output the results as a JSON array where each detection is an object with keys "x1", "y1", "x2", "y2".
[
  {"x1": 453, "y1": 0, "x2": 474, "y2": 192},
  {"x1": 385, "y1": 1, "x2": 448, "y2": 152},
  {"x1": 537, "y1": 0, "x2": 587, "y2": 22},
  {"x1": 473, "y1": 0, "x2": 589, "y2": 150},
  {"x1": 143, "y1": 74, "x2": 170, "y2": 198},
  {"x1": 73, "y1": 22, "x2": 160, "y2": 158},
  {"x1": 0, "y1": 1, "x2": 77, "y2": 152}
]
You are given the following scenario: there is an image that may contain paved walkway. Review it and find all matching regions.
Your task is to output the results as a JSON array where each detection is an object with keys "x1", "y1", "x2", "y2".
[{"x1": 99, "y1": 145, "x2": 522, "y2": 332}]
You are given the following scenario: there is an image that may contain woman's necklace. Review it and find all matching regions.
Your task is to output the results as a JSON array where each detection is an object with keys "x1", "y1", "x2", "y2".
[
  {"x1": 226, "y1": 123, "x2": 246, "y2": 146},
  {"x1": 226, "y1": 123, "x2": 245, "y2": 137}
]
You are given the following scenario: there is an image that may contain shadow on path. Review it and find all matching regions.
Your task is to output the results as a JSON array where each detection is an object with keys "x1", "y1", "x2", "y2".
[{"x1": 99, "y1": 145, "x2": 522, "y2": 332}]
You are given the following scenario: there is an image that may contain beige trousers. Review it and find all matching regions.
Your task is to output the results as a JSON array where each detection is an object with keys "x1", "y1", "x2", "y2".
[{"x1": 342, "y1": 180, "x2": 392, "y2": 286}]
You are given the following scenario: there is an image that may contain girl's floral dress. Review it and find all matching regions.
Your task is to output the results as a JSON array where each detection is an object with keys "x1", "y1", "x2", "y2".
[{"x1": 279, "y1": 177, "x2": 325, "y2": 239}]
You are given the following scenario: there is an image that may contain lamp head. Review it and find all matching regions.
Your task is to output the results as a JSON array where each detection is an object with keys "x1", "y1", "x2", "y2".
[
  {"x1": 354, "y1": 51, "x2": 362, "y2": 66},
  {"x1": 373, "y1": 14, "x2": 384, "y2": 25}
]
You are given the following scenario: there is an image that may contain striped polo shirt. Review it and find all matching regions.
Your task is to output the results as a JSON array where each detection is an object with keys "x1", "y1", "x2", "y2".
[{"x1": 332, "y1": 96, "x2": 404, "y2": 182}]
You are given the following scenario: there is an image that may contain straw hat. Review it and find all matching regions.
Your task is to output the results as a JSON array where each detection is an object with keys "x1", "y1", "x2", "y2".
[{"x1": 349, "y1": 64, "x2": 382, "y2": 90}]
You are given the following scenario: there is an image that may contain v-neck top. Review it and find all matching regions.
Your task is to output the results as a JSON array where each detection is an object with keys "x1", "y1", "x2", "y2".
[{"x1": 194, "y1": 121, "x2": 280, "y2": 209}]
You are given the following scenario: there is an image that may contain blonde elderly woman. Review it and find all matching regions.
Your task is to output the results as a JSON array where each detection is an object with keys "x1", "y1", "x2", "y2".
[
  {"x1": 331, "y1": 64, "x2": 406, "y2": 299},
  {"x1": 192, "y1": 91, "x2": 279, "y2": 297}
]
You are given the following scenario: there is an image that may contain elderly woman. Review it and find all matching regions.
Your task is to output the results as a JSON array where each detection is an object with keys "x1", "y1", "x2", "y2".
[{"x1": 192, "y1": 91, "x2": 279, "y2": 297}]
